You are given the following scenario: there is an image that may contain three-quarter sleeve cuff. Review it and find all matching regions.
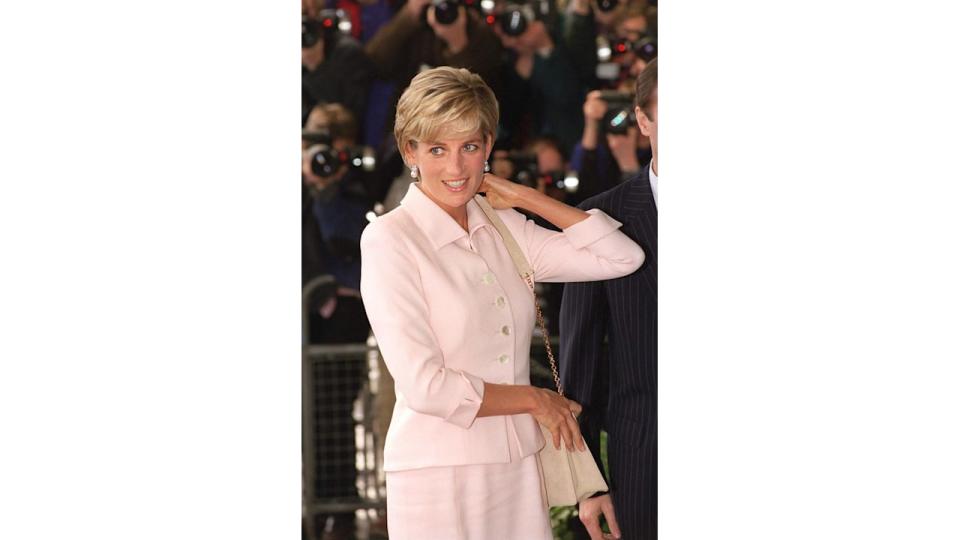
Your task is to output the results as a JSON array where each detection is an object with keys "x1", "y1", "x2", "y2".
[
  {"x1": 443, "y1": 371, "x2": 486, "y2": 429},
  {"x1": 563, "y1": 209, "x2": 623, "y2": 250}
]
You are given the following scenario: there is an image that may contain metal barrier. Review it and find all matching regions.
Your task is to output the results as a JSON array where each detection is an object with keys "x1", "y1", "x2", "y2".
[{"x1": 302, "y1": 343, "x2": 386, "y2": 510}]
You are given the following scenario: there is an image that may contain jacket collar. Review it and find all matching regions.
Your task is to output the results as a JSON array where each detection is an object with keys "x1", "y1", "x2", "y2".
[{"x1": 400, "y1": 183, "x2": 490, "y2": 250}]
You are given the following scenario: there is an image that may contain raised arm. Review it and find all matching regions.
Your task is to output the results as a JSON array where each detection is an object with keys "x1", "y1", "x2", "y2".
[{"x1": 480, "y1": 174, "x2": 644, "y2": 283}]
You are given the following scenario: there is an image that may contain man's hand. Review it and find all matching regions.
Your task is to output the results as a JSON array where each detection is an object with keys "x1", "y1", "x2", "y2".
[
  {"x1": 579, "y1": 494, "x2": 621, "y2": 540},
  {"x1": 427, "y1": 5, "x2": 469, "y2": 54},
  {"x1": 583, "y1": 90, "x2": 608, "y2": 123},
  {"x1": 404, "y1": 0, "x2": 432, "y2": 19}
]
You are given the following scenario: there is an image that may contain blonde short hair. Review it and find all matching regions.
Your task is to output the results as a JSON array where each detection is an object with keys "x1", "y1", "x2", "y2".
[{"x1": 394, "y1": 67, "x2": 499, "y2": 155}]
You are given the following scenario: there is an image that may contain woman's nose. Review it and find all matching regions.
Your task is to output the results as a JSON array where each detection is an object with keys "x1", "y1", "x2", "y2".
[{"x1": 445, "y1": 153, "x2": 466, "y2": 175}]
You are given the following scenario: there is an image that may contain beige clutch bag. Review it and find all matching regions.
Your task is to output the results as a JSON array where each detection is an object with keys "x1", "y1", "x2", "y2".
[{"x1": 474, "y1": 195, "x2": 609, "y2": 507}]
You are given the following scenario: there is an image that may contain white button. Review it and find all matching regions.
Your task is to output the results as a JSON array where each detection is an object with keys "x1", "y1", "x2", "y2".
[
  {"x1": 481, "y1": 272, "x2": 496, "y2": 285},
  {"x1": 495, "y1": 296, "x2": 506, "y2": 307},
  {"x1": 498, "y1": 354, "x2": 510, "y2": 364},
  {"x1": 501, "y1": 326, "x2": 511, "y2": 336}
]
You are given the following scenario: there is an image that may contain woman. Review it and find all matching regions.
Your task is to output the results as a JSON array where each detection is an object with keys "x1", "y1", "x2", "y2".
[{"x1": 359, "y1": 66, "x2": 644, "y2": 539}]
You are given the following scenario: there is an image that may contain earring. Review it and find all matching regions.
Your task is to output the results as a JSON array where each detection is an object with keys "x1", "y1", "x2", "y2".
[
  {"x1": 483, "y1": 160, "x2": 490, "y2": 173},
  {"x1": 410, "y1": 165, "x2": 419, "y2": 179}
]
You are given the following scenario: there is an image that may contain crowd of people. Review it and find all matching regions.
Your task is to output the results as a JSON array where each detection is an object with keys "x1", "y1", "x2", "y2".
[{"x1": 302, "y1": 0, "x2": 657, "y2": 539}]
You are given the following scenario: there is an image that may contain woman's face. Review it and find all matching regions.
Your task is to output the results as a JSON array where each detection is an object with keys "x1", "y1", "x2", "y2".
[{"x1": 407, "y1": 130, "x2": 492, "y2": 216}]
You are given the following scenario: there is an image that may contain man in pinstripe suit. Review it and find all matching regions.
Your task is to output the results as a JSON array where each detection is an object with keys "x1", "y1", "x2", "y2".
[{"x1": 560, "y1": 58, "x2": 658, "y2": 540}]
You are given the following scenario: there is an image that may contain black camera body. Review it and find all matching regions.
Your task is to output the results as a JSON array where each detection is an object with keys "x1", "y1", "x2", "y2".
[
  {"x1": 431, "y1": 0, "x2": 461, "y2": 25},
  {"x1": 504, "y1": 151, "x2": 540, "y2": 188},
  {"x1": 302, "y1": 9, "x2": 350, "y2": 48},
  {"x1": 310, "y1": 146, "x2": 376, "y2": 178},
  {"x1": 598, "y1": 90, "x2": 637, "y2": 135},
  {"x1": 502, "y1": 152, "x2": 577, "y2": 192},
  {"x1": 303, "y1": 130, "x2": 376, "y2": 178},
  {"x1": 492, "y1": 0, "x2": 552, "y2": 37},
  {"x1": 609, "y1": 34, "x2": 657, "y2": 62},
  {"x1": 428, "y1": 0, "x2": 485, "y2": 25}
]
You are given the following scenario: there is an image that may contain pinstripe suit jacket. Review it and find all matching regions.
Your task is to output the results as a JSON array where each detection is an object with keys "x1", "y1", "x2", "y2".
[{"x1": 560, "y1": 167, "x2": 657, "y2": 538}]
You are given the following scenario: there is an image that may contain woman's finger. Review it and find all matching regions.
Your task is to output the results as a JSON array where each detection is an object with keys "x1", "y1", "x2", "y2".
[
  {"x1": 567, "y1": 414, "x2": 587, "y2": 452},
  {"x1": 561, "y1": 422, "x2": 574, "y2": 451}
]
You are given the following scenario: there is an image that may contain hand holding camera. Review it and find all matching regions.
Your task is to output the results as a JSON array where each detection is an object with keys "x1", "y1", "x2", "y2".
[
  {"x1": 426, "y1": 1, "x2": 469, "y2": 53},
  {"x1": 404, "y1": 0, "x2": 433, "y2": 19}
]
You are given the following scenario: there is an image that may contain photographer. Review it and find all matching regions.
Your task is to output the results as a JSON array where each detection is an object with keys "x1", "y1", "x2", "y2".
[
  {"x1": 302, "y1": 103, "x2": 379, "y2": 341},
  {"x1": 564, "y1": 0, "x2": 654, "y2": 91},
  {"x1": 302, "y1": 10, "x2": 374, "y2": 130},
  {"x1": 494, "y1": 1, "x2": 587, "y2": 153},
  {"x1": 569, "y1": 88, "x2": 652, "y2": 202},
  {"x1": 364, "y1": 0, "x2": 504, "y2": 139}
]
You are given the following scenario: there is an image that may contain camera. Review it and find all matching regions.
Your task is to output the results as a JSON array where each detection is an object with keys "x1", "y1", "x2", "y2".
[
  {"x1": 596, "y1": 0, "x2": 618, "y2": 13},
  {"x1": 504, "y1": 151, "x2": 540, "y2": 187},
  {"x1": 431, "y1": 0, "x2": 460, "y2": 25},
  {"x1": 598, "y1": 34, "x2": 657, "y2": 62},
  {"x1": 428, "y1": 0, "x2": 485, "y2": 25},
  {"x1": 307, "y1": 145, "x2": 376, "y2": 178},
  {"x1": 491, "y1": 0, "x2": 552, "y2": 37},
  {"x1": 500, "y1": 152, "x2": 579, "y2": 193},
  {"x1": 598, "y1": 90, "x2": 636, "y2": 135},
  {"x1": 302, "y1": 9, "x2": 352, "y2": 48},
  {"x1": 611, "y1": 35, "x2": 657, "y2": 61},
  {"x1": 303, "y1": 130, "x2": 376, "y2": 178}
]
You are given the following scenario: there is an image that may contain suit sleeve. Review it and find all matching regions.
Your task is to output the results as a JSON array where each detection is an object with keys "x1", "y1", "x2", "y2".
[
  {"x1": 559, "y1": 277, "x2": 610, "y2": 479},
  {"x1": 498, "y1": 208, "x2": 644, "y2": 283},
  {"x1": 359, "y1": 222, "x2": 485, "y2": 429}
]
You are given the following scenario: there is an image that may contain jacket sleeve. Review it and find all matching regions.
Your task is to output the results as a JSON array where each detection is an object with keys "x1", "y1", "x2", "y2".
[
  {"x1": 359, "y1": 221, "x2": 486, "y2": 429},
  {"x1": 497, "y1": 208, "x2": 644, "y2": 283},
  {"x1": 559, "y1": 278, "x2": 611, "y2": 480}
]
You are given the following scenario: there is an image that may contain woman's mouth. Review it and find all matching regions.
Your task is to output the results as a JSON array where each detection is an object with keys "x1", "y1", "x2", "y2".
[{"x1": 442, "y1": 178, "x2": 468, "y2": 192}]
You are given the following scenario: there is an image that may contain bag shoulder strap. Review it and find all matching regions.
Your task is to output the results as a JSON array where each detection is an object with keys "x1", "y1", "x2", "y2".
[
  {"x1": 473, "y1": 194, "x2": 563, "y2": 396},
  {"x1": 473, "y1": 195, "x2": 534, "y2": 284}
]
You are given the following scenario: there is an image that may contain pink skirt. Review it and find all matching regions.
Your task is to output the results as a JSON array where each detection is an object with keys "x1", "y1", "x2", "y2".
[{"x1": 385, "y1": 424, "x2": 552, "y2": 540}]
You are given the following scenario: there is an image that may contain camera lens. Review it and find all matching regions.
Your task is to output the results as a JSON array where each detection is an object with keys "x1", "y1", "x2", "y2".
[
  {"x1": 500, "y1": 7, "x2": 527, "y2": 36},
  {"x1": 311, "y1": 147, "x2": 341, "y2": 177},
  {"x1": 302, "y1": 19, "x2": 320, "y2": 48},
  {"x1": 635, "y1": 38, "x2": 657, "y2": 61},
  {"x1": 433, "y1": 0, "x2": 460, "y2": 25},
  {"x1": 597, "y1": 0, "x2": 618, "y2": 13}
]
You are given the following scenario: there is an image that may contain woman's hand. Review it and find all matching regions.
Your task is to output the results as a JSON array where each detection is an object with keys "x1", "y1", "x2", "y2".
[
  {"x1": 529, "y1": 387, "x2": 587, "y2": 451},
  {"x1": 479, "y1": 173, "x2": 528, "y2": 210}
]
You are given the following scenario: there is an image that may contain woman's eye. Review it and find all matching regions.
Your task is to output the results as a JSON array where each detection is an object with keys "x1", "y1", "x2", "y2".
[
  {"x1": 463, "y1": 144, "x2": 479, "y2": 152},
  {"x1": 430, "y1": 147, "x2": 444, "y2": 156}
]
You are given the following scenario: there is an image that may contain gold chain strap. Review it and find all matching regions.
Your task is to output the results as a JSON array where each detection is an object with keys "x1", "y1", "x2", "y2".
[{"x1": 524, "y1": 273, "x2": 563, "y2": 397}]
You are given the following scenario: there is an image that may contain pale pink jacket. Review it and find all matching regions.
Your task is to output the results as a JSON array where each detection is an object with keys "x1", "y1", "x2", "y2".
[{"x1": 360, "y1": 184, "x2": 644, "y2": 472}]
